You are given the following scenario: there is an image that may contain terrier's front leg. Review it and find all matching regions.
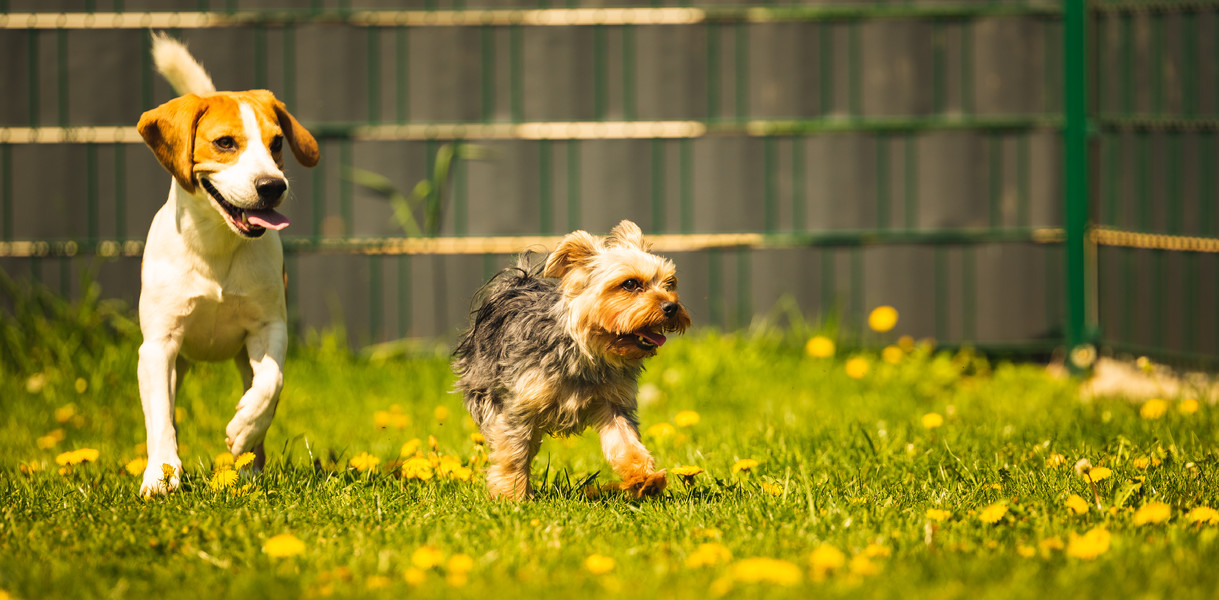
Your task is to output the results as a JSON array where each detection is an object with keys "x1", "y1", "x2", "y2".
[
  {"x1": 595, "y1": 409, "x2": 667, "y2": 497},
  {"x1": 483, "y1": 415, "x2": 543, "y2": 501}
]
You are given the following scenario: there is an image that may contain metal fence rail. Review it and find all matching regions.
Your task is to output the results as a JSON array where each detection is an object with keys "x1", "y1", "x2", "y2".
[{"x1": 0, "y1": 1, "x2": 1216, "y2": 366}]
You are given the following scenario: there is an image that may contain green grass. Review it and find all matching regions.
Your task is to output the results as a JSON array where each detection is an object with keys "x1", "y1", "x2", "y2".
[{"x1": 4, "y1": 278, "x2": 1219, "y2": 599}]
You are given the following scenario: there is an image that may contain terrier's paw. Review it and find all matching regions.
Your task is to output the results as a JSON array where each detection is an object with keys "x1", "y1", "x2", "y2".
[
  {"x1": 622, "y1": 469, "x2": 667, "y2": 498},
  {"x1": 140, "y1": 459, "x2": 182, "y2": 497}
]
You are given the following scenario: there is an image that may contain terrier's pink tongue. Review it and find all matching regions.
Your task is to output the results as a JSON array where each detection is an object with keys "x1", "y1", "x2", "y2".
[
  {"x1": 637, "y1": 330, "x2": 668, "y2": 347},
  {"x1": 246, "y1": 209, "x2": 291, "y2": 231}
]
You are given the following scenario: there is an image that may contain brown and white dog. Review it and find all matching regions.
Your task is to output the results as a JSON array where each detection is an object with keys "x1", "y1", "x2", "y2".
[{"x1": 135, "y1": 33, "x2": 318, "y2": 496}]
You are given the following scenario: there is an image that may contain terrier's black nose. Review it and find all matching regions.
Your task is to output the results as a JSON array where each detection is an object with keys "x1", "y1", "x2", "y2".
[
  {"x1": 255, "y1": 177, "x2": 287, "y2": 201},
  {"x1": 661, "y1": 302, "x2": 679, "y2": 317}
]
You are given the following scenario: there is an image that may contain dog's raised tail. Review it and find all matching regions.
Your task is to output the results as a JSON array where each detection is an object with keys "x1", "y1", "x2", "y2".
[{"x1": 151, "y1": 32, "x2": 216, "y2": 96}]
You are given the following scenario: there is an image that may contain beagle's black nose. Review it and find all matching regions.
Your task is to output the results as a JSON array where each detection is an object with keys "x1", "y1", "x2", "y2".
[
  {"x1": 255, "y1": 177, "x2": 287, "y2": 201},
  {"x1": 661, "y1": 301, "x2": 679, "y2": 317}
]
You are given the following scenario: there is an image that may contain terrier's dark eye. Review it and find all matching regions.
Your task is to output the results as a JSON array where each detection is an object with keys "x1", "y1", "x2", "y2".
[
  {"x1": 213, "y1": 136, "x2": 237, "y2": 152},
  {"x1": 621, "y1": 278, "x2": 642, "y2": 293},
  {"x1": 269, "y1": 135, "x2": 284, "y2": 153}
]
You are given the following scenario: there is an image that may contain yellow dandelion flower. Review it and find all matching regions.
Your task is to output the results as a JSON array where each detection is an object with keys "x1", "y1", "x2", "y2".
[
  {"x1": 234, "y1": 452, "x2": 256, "y2": 470},
  {"x1": 685, "y1": 543, "x2": 732, "y2": 568},
  {"x1": 55, "y1": 448, "x2": 99, "y2": 466},
  {"x1": 1039, "y1": 537, "x2": 1064, "y2": 553},
  {"x1": 213, "y1": 452, "x2": 235, "y2": 471},
  {"x1": 1087, "y1": 466, "x2": 1112, "y2": 482},
  {"x1": 348, "y1": 452, "x2": 381, "y2": 473},
  {"x1": 124, "y1": 457, "x2": 148, "y2": 476},
  {"x1": 646, "y1": 422, "x2": 677, "y2": 439},
  {"x1": 848, "y1": 554, "x2": 881, "y2": 576},
  {"x1": 881, "y1": 345, "x2": 904, "y2": 364},
  {"x1": 760, "y1": 482, "x2": 783, "y2": 496},
  {"x1": 584, "y1": 554, "x2": 616, "y2": 575},
  {"x1": 470, "y1": 432, "x2": 485, "y2": 445},
  {"x1": 412, "y1": 546, "x2": 445, "y2": 570},
  {"x1": 434, "y1": 406, "x2": 451, "y2": 422},
  {"x1": 921, "y1": 412, "x2": 944, "y2": 429},
  {"x1": 862, "y1": 544, "x2": 890, "y2": 558},
  {"x1": 1140, "y1": 398, "x2": 1169, "y2": 420},
  {"x1": 731, "y1": 458, "x2": 760, "y2": 474},
  {"x1": 673, "y1": 410, "x2": 701, "y2": 428},
  {"x1": 925, "y1": 508, "x2": 952, "y2": 522},
  {"x1": 54, "y1": 404, "x2": 77, "y2": 424},
  {"x1": 672, "y1": 465, "x2": 704, "y2": 478},
  {"x1": 74, "y1": 378, "x2": 88, "y2": 394},
  {"x1": 1185, "y1": 507, "x2": 1219, "y2": 526},
  {"x1": 210, "y1": 469, "x2": 238, "y2": 491},
  {"x1": 1132, "y1": 457, "x2": 1151, "y2": 469},
  {"x1": 979, "y1": 503, "x2": 1009, "y2": 524},
  {"x1": 809, "y1": 545, "x2": 846, "y2": 580},
  {"x1": 805, "y1": 335, "x2": 835, "y2": 358},
  {"x1": 447, "y1": 554, "x2": 475, "y2": 574},
  {"x1": 263, "y1": 533, "x2": 306, "y2": 558},
  {"x1": 1065, "y1": 494, "x2": 1090, "y2": 516},
  {"x1": 1066, "y1": 527, "x2": 1111, "y2": 560},
  {"x1": 446, "y1": 572, "x2": 469, "y2": 587},
  {"x1": 400, "y1": 438, "x2": 422, "y2": 457},
  {"x1": 844, "y1": 357, "x2": 870, "y2": 379},
  {"x1": 161, "y1": 463, "x2": 175, "y2": 480},
  {"x1": 1045, "y1": 453, "x2": 1066, "y2": 468},
  {"x1": 401, "y1": 456, "x2": 434, "y2": 481},
  {"x1": 1179, "y1": 398, "x2": 1200, "y2": 415},
  {"x1": 365, "y1": 575, "x2": 392, "y2": 590},
  {"x1": 26, "y1": 372, "x2": 46, "y2": 394},
  {"x1": 1133, "y1": 501, "x2": 1171, "y2": 525},
  {"x1": 403, "y1": 567, "x2": 427, "y2": 586},
  {"x1": 868, "y1": 305, "x2": 899, "y2": 332},
  {"x1": 730, "y1": 557, "x2": 802, "y2": 586},
  {"x1": 36, "y1": 434, "x2": 60, "y2": 450}
]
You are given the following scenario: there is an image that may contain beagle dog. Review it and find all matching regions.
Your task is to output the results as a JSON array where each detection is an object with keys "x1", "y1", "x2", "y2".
[{"x1": 135, "y1": 33, "x2": 319, "y2": 496}]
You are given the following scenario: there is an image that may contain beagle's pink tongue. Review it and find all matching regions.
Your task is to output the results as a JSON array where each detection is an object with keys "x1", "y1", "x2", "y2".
[
  {"x1": 246, "y1": 209, "x2": 291, "y2": 231},
  {"x1": 636, "y1": 329, "x2": 668, "y2": 347}
]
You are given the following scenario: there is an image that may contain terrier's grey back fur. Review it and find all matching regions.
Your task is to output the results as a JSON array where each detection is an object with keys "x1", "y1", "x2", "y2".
[{"x1": 452, "y1": 258, "x2": 639, "y2": 433}]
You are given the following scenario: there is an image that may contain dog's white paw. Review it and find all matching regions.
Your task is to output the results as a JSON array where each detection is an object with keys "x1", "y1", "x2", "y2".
[
  {"x1": 225, "y1": 413, "x2": 269, "y2": 456},
  {"x1": 140, "y1": 459, "x2": 182, "y2": 497}
]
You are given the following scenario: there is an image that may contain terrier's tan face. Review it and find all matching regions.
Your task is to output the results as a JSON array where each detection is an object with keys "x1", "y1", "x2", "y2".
[{"x1": 544, "y1": 220, "x2": 691, "y2": 363}]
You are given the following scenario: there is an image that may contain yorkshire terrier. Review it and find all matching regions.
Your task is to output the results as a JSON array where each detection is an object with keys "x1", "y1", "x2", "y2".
[{"x1": 453, "y1": 220, "x2": 691, "y2": 500}]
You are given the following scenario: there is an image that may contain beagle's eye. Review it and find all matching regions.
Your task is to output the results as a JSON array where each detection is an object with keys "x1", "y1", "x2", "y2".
[
  {"x1": 213, "y1": 136, "x2": 237, "y2": 152},
  {"x1": 621, "y1": 278, "x2": 642, "y2": 293},
  {"x1": 269, "y1": 135, "x2": 284, "y2": 153}
]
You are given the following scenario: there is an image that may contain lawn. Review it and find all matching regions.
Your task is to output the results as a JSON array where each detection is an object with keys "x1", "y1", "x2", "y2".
[{"x1": 3, "y1": 278, "x2": 1219, "y2": 600}]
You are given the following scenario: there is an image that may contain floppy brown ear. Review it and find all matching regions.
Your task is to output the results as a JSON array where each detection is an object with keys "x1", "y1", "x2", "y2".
[
  {"x1": 273, "y1": 101, "x2": 319, "y2": 168},
  {"x1": 544, "y1": 230, "x2": 600, "y2": 279},
  {"x1": 137, "y1": 94, "x2": 206, "y2": 194},
  {"x1": 605, "y1": 219, "x2": 650, "y2": 251}
]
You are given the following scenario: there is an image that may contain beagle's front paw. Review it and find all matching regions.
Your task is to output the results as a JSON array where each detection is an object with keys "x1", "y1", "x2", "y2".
[{"x1": 140, "y1": 458, "x2": 182, "y2": 497}]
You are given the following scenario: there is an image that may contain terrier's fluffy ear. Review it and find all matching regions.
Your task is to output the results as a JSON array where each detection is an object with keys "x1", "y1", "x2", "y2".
[
  {"x1": 605, "y1": 220, "x2": 650, "y2": 251},
  {"x1": 544, "y1": 230, "x2": 601, "y2": 279}
]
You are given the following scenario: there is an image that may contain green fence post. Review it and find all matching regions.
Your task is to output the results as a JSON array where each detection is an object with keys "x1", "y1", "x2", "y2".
[{"x1": 1063, "y1": 0, "x2": 1092, "y2": 370}]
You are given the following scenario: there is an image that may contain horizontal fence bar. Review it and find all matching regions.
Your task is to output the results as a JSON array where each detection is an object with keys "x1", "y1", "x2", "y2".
[
  {"x1": 0, "y1": 5, "x2": 1065, "y2": 30},
  {"x1": 0, "y1": 227, "x2": 1066, "y2": 259},
  {"x1": 0, "y1": 116, "x2": 1062, "y2": 145},
  {"x1": 1091, "y1": 226, "x2": 1219, "y2": 253},
  {"x1": 1096, "y1": 115, "x2": 1219, "y2": 132},
  {"x1": 1090, "y1": 0, "x2": 1219, "y2": 15}
]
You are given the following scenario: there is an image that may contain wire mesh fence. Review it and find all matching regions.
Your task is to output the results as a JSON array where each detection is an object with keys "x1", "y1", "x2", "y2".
[{"x1": 0, "y1": 0, "x2": 1216, "y2": 366}]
